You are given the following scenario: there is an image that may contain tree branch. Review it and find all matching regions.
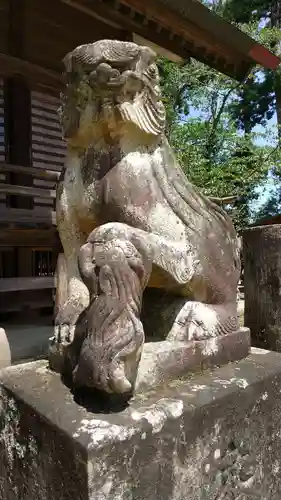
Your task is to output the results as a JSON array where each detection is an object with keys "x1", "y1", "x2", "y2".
[
  {"x1": 209, "y1": 195, "x2": 239, "y2": 205},
  {"x1": 209, "y1": 82, "x2": 241, "y2": 137}
]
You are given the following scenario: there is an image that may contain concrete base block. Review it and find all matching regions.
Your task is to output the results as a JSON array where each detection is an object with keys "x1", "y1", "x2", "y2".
[{"x1": 1, "y1": 348, "x2": 281, "y2": 499}]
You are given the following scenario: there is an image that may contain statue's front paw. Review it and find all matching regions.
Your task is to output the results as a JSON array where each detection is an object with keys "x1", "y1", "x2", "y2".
[{"x1": 54, "y1": 302, "x2": 82, "y2": 344}]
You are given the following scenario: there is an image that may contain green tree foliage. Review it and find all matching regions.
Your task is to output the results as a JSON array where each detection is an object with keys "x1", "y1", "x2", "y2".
[
  {"x1": 254, "y1": 190, "x2": 281, "y2": 222},
  {"x1": 157, "y1": 0, "x2": 281, "y2": 228},
  {"x1": 227, "y1": 70, "x2": 276, "y2": 133},
  {"x1": 158, "y1": 56, "x2": 280, "y2": 230},
  {"x1": 222, "y1": 0, "x2": 281, "y2": 136},
  {"x1": 221, "y1": 0, "x2": 281, "y2": 224},
  {"x1": 223, "y1": 0, "x2": 272, "y2": 24}
]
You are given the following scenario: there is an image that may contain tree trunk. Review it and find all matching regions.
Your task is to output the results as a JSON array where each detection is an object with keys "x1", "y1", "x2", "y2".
[{"x1": 243, "y1": 225, "x2": 281, "y2": 351}]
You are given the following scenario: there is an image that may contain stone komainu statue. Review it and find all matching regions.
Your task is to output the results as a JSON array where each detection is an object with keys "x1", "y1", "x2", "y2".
[{"x1": 51, "y1": 40, "x2": 241, "y2": 395}]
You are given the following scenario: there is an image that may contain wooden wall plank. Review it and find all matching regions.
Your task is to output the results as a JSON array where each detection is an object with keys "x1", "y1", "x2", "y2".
[
  {"x1": 0, "y1": 163, "x2": 60, "y2": 181},
  {"x1": 0, "y1": 0, "x2": 9, "y2": 54},
  {"x1": 0, "y1": 228, "x2": 57, "y2": 247},
  {"x1": 0, "y1": 183, "x2": 56, "y2": 199},
  {"x1": 5, "y1": 0, "x2": 34, "y2": 212},
  {"x1": 5, "y1": 78, "x2": 33, "y2": 209},
  {"x1": 0, "y1": 52, "x2": 64, "y2": 92},
  {"x1": 0, "y1": 276, "x2": 55, "y2": 293},
  {"x1": 24, "y1": 0, "x2": 124, "y2": 72},
  {"x1": 0, "y1": 207, "x2": 56, "y2": 225},
  {"x1": 0, "y1": 78, "x2": 5, "y2": 205},
  {"x1": 0, "y1": 292, "x2": 53, "y2": 312},
  {"x1": 31, "y1": 90, "x2": 65, "y2": 210}
]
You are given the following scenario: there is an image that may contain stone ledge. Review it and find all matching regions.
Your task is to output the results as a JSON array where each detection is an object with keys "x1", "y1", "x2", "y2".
[
  {"x1": 136, "y1": 327, "x2": 250, "y2": 391},
  {"x1": 1, "y1": 348, "x2": 281, "y2": 499},
  {"x1": 49, "y1": 327, "x2": 251, "y2": 394}
]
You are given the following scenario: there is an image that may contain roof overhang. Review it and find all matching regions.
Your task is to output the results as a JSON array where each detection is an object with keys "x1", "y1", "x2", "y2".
[{"x1": 61, "y1": 0, "x2": 281, "y2": 81}]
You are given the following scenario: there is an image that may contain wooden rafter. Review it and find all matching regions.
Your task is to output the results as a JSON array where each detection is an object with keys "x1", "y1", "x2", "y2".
[{"x1": 65, "y1": 0, "x2": 280, "y2": 80}]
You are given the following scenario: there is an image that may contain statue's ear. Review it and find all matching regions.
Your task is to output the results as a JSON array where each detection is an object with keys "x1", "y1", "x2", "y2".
[{"x1": 118, "y1": 64, "x2": 166, "y2": 135}]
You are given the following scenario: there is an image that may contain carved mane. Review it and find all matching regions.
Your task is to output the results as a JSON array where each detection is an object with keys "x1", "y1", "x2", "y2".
[{"x1": 160, "y1": 139, "x2": 236, "y2": 236}]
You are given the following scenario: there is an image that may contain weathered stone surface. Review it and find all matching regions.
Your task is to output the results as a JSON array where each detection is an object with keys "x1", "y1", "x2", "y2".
[
  {"x1": 2, "y1": 348, "x2": 281, "y2": 499},
  {"x1": 52, "y1": 39, "x2": 241, "y2": 394},
  {"x1": 0, "y1": 328, "x2": 11, "y2": 369},
  {"x1": 243, "y1": 225, "x2": 281, "y2": 351},
  {"x1": 136, "y1": 327, "x2": 250, "y2": 392},
  {"x1": 49, "y1": 327, "x2": 250, "y2": 395}
]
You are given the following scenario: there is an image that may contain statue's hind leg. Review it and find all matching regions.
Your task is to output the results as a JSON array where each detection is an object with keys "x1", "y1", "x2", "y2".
[{"x1": 166, "y1": 301, "x2": 239, "y2": 342}]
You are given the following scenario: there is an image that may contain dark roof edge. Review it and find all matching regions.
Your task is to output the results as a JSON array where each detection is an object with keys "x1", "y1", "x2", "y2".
[{"x1": 152, "y1": 0, "x2": 281, "y2": 73}]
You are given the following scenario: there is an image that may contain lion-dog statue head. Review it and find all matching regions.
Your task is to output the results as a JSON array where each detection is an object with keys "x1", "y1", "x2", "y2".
[{"x1": 60, "y1": 40, "x2": 166, "y2": 147}]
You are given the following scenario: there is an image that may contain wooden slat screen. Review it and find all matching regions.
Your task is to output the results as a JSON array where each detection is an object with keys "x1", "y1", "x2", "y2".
[
  {"x1": 0, "y1": 78, "x2": 6, "y2": 204},
  {"x1": 31, "y1": 90, "x2": 66, "y2": 212},
  {"x1": 31, "y1": 90, "x2": 66, "y2": 171}
]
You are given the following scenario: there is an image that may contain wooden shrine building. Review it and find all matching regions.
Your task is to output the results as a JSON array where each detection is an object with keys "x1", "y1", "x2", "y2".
[{"x1": 0, "y1": 0, "x2": 280, "y2": 321}]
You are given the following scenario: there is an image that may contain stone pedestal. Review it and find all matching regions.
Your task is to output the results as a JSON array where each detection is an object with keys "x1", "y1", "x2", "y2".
[
  {"x1": 2, "y1": 349, "x2": 281, "y2": 499},
  {"x1": 243, "y1": 224, "x2": 281, "y2": 351},
  {"x1": 136, "y1": 328, "x2": 250, "y2": 392}
]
